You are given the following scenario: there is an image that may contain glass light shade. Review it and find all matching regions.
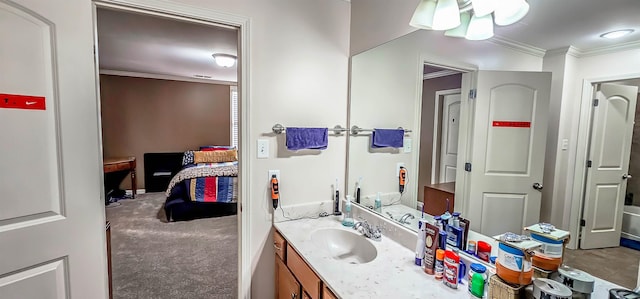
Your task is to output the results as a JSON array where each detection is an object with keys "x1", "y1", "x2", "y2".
[
  {"x1": 212, "y1": 53, "x2": 237, "y2": 67},
  {"x1": 432, "y1": 0, "x2": 461, "y2": 30},
  {"x1": 465, "y1": 13, "x2": 494, "y2": 40},
  {"x1": 444, "y1": 12, "x2": 471, "y2": 38},
  {"x1": 471, "y1": 0, "x2": 496, "y2": 17},
  {"x1": 409, "y1": 0, "x2": 437, "y2": 29},
  {"x1": 494, "y1": 0, "x2": 529, "y2": 26}
]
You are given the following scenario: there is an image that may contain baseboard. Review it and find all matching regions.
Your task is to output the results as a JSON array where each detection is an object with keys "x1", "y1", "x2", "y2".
[{"x1": 125, "y1": 189, "x2": 146, "y2": 196}]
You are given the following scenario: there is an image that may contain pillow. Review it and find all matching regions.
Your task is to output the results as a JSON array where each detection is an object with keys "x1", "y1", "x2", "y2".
[
  {"x1": 194, "y1": 149, "x2": 238, "y2": 163},
  {"x1": 200, "y1": 145, "x2": 235, "y2": 151}
]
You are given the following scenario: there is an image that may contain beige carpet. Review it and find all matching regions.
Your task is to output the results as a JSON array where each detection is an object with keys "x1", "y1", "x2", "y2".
[
  {"x1": 564, "y1": 246, "x2": 640, "y2": 289},
  {"x1": 106, "y1": 192, "x2": 238, "y2": 299}
]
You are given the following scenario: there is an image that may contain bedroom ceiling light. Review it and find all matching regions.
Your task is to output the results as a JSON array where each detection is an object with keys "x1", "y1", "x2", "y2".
[
  {"x1": 410, "y1": 0, "x2": 529, "y2": 41},
  {"x1": 212, "y1": 53, "x2": 236, "y2": 68},
  {"x1": 600, "y1": 29, "x2": 634, "y2": 39}
]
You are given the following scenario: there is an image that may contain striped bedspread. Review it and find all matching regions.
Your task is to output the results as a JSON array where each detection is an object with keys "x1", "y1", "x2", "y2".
[{"x1": 165, "y1": 162, "x2": 238, "y2": 203}]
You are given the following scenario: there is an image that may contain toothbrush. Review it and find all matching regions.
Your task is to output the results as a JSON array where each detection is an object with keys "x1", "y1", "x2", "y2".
[
  {"x1": 356, "y1": 177, "x2": 362, "y2": 204},
  {"x1": 334, "y1": 178, "x2": 342, "y2": 215}
]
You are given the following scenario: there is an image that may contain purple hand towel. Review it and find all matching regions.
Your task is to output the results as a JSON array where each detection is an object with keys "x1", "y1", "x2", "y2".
[
  {"x1": 285, "y1": 127, "x2": 329, "y2": 150},
  {"x1": 371, "y1": 128, "x2": 404, "y2": 148}
]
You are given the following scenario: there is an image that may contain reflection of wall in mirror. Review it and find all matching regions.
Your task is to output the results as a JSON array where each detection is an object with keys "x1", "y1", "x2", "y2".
[{"x1": 418, "y1": 74, "x2": 462, "y2": 203}]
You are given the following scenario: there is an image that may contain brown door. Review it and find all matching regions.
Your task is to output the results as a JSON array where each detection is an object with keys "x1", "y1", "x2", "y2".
[{"x1": 276, "y1": 258, "x2": 301, "y2": 299}]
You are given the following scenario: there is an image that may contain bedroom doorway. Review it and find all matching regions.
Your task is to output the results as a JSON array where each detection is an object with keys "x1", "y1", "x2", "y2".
[{"x1": 93, "y1": 3, "x2": 244, "y2": 298}]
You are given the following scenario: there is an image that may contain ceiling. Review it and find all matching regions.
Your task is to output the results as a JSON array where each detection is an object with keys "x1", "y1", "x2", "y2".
[
  {"x1": 96, "y1": 1, "x2": 640, "y2": 83},
  {"x1": 97, "y1": 8, "x2": 238, "y2": 83},
  {"x1": 493, "y1": 0, "x2": 640, "y2": 51}
]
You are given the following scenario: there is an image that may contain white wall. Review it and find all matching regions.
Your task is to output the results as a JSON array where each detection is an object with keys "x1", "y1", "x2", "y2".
[
  {"x1": 348, "y1": 28, "x2": 544, "y2": 214},
  {"x1": 173, "y1": 0, "x2": 351, "y2": 297}
]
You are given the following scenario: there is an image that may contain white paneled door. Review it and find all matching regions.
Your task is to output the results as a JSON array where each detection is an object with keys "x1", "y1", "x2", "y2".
[
  {"x1": 0, "y1": 0, "x2": 107, "y2": 298},
  {"x1": 439, "y1": 93, "x2": 461, "y2": 183},
  {"x1": 464, "y1": 71, "x2": 551, "y2": 237},
  {"x1": 581, "y1": 83, "x2": 638, "y2": 249}
]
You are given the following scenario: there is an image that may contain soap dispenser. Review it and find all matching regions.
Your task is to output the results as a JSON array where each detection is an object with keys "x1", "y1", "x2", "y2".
[
  {"x1": 342, "y1": 195, "x2": 355, "y2": 227},
  {"x1": 374, "y1": 192, "x2": 382, "y2": 213}
]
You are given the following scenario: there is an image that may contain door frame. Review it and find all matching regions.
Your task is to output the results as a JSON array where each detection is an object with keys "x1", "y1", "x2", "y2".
[
  {"x1": 91, "y1": 1, "x2": 252, "y2": 297},
  {"x1": 431, "y1": 88, "x2": 461, "y2": 184},
  {"x1": 412, "y1": 54, "x2": 476, "y2": 212},
  {"x1": 568, "y1": 72, "x2": 640, "y2": 249}
]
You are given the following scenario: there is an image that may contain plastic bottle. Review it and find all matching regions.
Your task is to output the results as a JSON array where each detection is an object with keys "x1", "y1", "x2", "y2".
[
  {"x1": 470, "y1": 273, "x2": 485, "y2": 298},
  {"x1": 342, "y1": 195, "x2": 354, "y2": 227},
  {"x1": 468, "y1": 263, "x2": 487, "y2": 293},
  {"x1": 435, "y1": 249, "x2": 445, "y2": 280},
  {"x1": 415, "y1": 219, "x2": 427, "y2": 266},
  {"x1": 374, "y1": 192, "x2": 382, "y2": 213}
]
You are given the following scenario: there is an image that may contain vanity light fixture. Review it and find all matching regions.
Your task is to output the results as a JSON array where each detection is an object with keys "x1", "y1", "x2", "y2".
[
  {"x1": 212, "y1": 53, "x2": 237, "y2": 68},
  {"x1": 600, "y1": 29, "x2": 634, "y2": 39},
  {"x1": 410, "y1": 0, "x2": 530, "y2": 41}
]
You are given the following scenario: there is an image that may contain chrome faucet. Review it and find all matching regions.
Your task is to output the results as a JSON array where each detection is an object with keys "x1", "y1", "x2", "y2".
[
  {"x1": 353, "y1": 220, "x2": 382, "y2": 241},
  {"x1": 399, "y1": 213, "x2": 415, "y2": 224}
]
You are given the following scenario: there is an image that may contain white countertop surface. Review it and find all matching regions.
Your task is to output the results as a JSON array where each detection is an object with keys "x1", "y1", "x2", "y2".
[
  {"x1": 274, "y1": 216, "x2": 624, "y2": 299},
  {"x1": 275, "y1": 216, "x2": 473, "y2": 299}
]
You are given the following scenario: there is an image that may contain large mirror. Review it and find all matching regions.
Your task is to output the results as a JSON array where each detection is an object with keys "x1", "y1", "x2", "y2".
[{"x1": 346, "y1": 28, "x2": 640, "y2": 290}]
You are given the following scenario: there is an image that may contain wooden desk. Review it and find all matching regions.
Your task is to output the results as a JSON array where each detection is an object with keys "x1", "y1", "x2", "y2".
[
  {"x1": 423, "y1": 182, "x2": 455, "y2": 216},
  {"x1": 103, "y1": 157, "x2": 137, "y2": 198}
]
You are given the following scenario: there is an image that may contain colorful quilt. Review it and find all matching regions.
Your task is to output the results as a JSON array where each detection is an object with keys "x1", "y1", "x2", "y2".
[{"x1": 166, "y1": 162, "x2": 238, "y2": 203}]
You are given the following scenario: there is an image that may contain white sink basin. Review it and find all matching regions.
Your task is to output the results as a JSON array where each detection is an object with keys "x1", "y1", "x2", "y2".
[{"x1": 310, "y1": 228, "x2": 378, "y2": 264}]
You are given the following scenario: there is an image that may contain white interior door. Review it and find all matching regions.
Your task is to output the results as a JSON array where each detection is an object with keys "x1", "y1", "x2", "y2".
[
  {"x1": 0, "y1": 1, "x2": 107, "y2": 298},
  {"x1": 465, "y1": 71, "x2": 551, "y2": 237},
  {"x1": 439, "y1": 93, "x2": 461, "y2": 183},
  {"x1": 580, "y1": 83, "x2": 638, "y2": 249}
]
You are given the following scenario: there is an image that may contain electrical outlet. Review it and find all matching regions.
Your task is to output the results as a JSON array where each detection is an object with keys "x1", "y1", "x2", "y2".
[
  {"x1": 257, "y1": 139, "x2": 269, "y2": 158},
  {"x1": 403, "y1": 138, "x2": 412, "y2": 153},
  {"x1": 268, "y1": 170, "x2": 280, "y2": 181},
  {"x1": 396, "y1": 163, "x2": 405, "y2": 177}
]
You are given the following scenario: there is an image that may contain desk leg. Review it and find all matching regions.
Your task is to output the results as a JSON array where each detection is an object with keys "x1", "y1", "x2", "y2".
[{"x1": 131, "y1": 168, "x2": 137, "y2": 198}]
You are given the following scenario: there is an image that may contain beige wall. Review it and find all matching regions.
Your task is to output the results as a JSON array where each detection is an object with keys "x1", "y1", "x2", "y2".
[
  {"x1": 417, "y1": 74, "x2": 462, "y2": 202},
  {"x1": 628, "y1": 93, "x2": 640, "y2": 206},
  {"x1": 100, "y1": 75, "x2": 231, "y2": 189}
]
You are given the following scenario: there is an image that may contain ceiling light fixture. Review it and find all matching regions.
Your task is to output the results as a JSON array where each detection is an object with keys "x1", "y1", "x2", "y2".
[
  {"x1": 410, "y1": 0, "x2": 530, "y2": 41},
  {"x1": 600, "y1": 29, "x2": 634, "y2": 39},
  {"x1": 212, "y1": 53, "x2": 237, "y2": 68}
]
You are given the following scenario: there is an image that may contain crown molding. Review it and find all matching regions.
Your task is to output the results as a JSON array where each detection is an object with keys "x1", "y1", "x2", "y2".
[
  {"x1": 423, "y1": 69, "x2": 461, "y2": 80},
  {"x1": 489, "y1": 35, "x2": 546, "y2": 58},
  {"x1": 578, "y1": 39, "x2": 640, "y2": 57},
  {"x1": 544, "y1": 46, "x2": 582, "y2": 58},
  {"x1": 99, "y1": 69, "x2": 237, "y2": 85}
]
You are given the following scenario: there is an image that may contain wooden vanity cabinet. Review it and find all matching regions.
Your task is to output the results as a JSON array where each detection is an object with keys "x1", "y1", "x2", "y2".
[{"x1": 274, "y1": 230, "x2": 337, "y2": 299}]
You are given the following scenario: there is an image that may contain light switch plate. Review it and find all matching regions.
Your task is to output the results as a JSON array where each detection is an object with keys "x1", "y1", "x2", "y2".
[
  {"x1": 403, "y1": 138, "x2": 412, "y2": 153},
  {"x1": 561, "y1": 139, "x2": 569, "y2": 151},
  {"x1": 257, "y1": 139, "x2": 269, "y2": 158}
]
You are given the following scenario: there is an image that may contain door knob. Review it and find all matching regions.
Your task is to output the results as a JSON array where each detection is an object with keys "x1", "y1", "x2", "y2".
[
  {"x1": 623, "y1": 174, "x2": 633, "y2": 179},
  {"x1": 533, "y1": 183, "x2": 543, "y2": 190}
]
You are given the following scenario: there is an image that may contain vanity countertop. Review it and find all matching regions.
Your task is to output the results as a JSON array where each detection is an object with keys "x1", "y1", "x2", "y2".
[{"x1": 274, "y1": 216, "x2": 624, "y2": 299}]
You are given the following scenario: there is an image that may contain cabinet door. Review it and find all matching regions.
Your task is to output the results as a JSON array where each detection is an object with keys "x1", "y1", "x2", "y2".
[
  {"x1": 277, "y1": 258, "x2": 300, "y2": 299},
  {"x1": 302, "y1": 291, "x2": 311, "y2": 299},
  {"x1": 323, "y1": 285, "x2": 338, "y2": 299}
]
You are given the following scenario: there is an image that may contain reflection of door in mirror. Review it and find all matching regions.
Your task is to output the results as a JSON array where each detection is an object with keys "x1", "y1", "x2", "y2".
[
  {"x1": 435, "y1": 90, "x2": 461, "y2": 184},
  {"x1": 581, "y1": 83, "x2": 638, "y2": 249},
  {"x1": 464, "y1": 71, "x2": 552, "y2": 237}
]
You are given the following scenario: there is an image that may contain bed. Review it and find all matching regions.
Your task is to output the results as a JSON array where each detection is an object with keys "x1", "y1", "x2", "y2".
[{"x1": 164, "y1": 147, "x2": 238, "y2": 221}]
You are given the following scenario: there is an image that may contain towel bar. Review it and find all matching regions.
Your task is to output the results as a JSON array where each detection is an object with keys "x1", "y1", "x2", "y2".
[
  {"x1": 272, "y1": 124, "x2": 348, "y2": 135},
  {"x1": 350, "y1": 125, "x2": 412, "y2": 135}
]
